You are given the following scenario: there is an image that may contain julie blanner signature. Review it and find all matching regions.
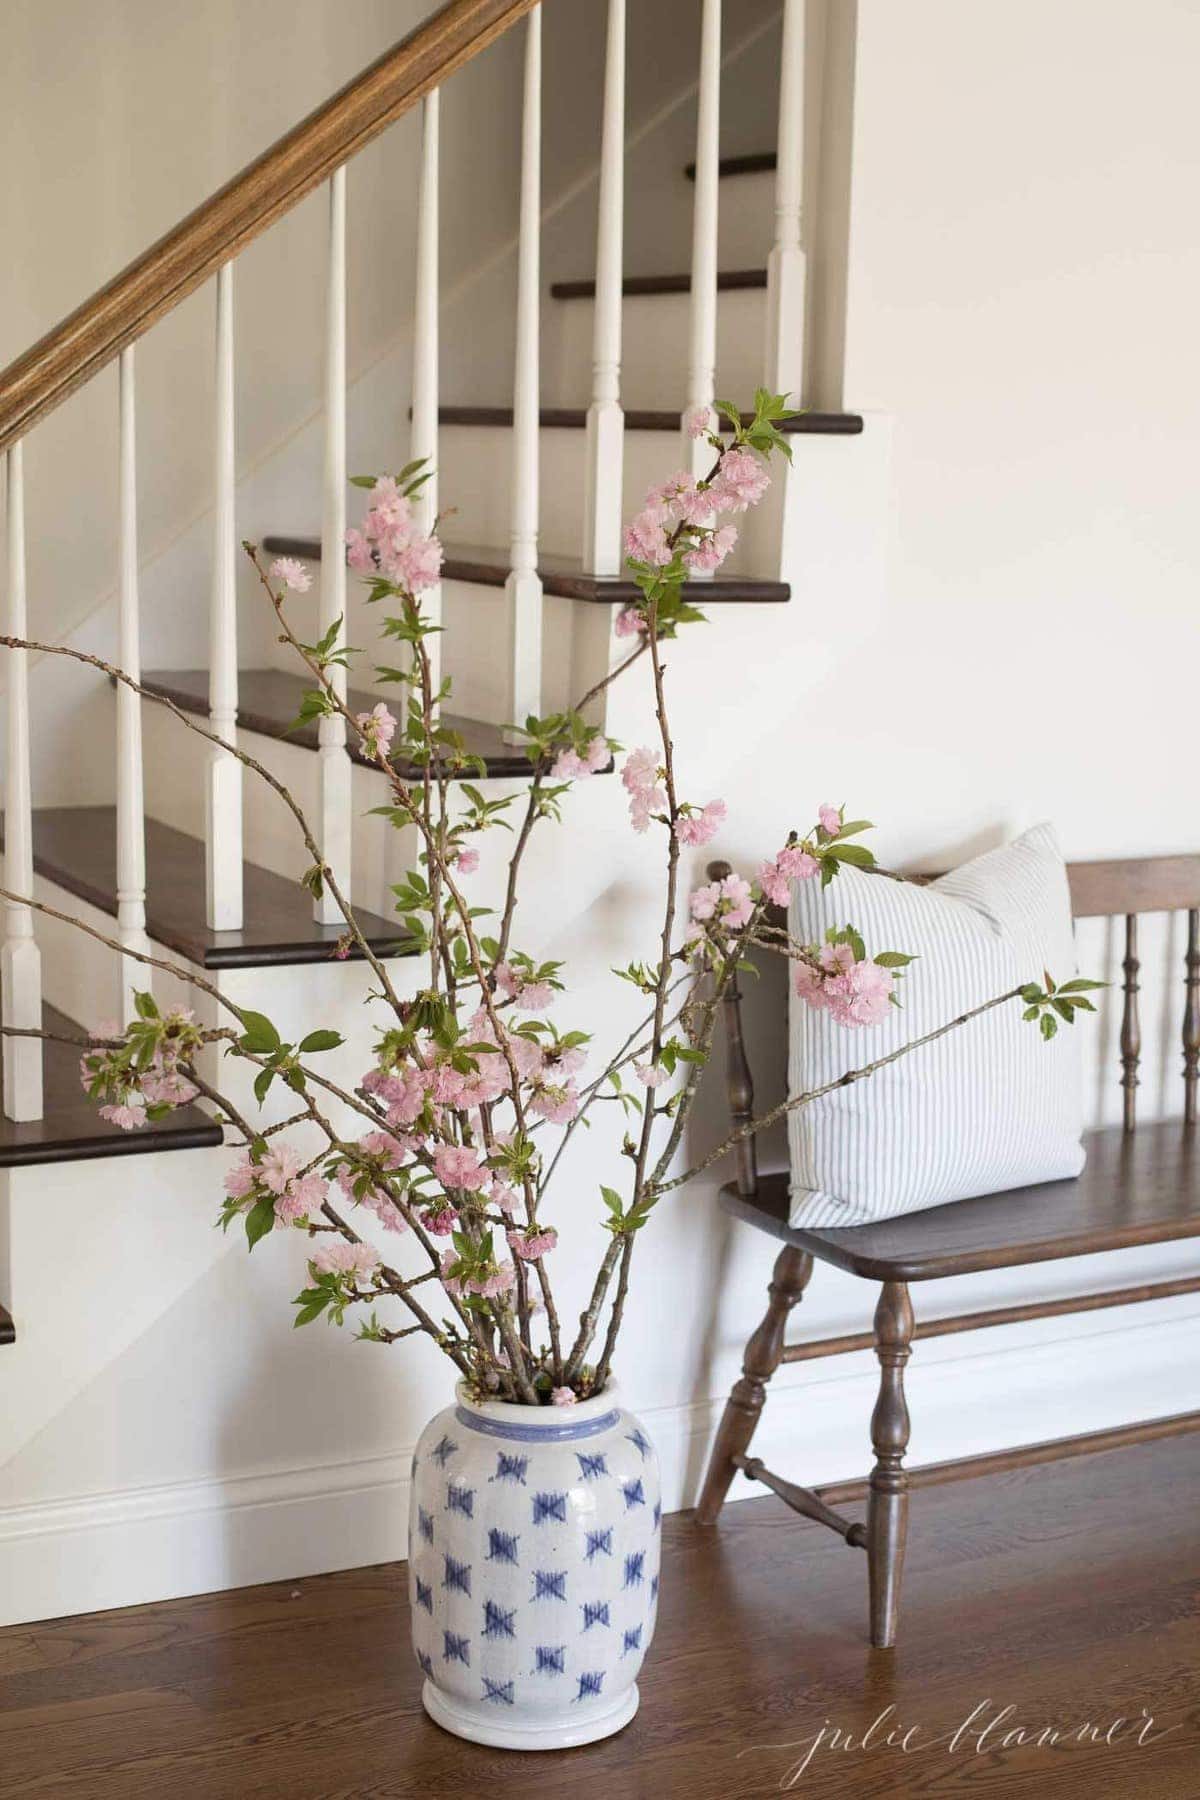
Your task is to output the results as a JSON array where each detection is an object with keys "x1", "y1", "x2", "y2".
[{"x1": 740, "y1": 1701, "x2": 1180, "y2": 1789}]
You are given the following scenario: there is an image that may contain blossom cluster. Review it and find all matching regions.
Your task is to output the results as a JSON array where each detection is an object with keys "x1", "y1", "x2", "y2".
[
  {"x1": 793, "y1": 939, "x2": 897, "y2": 1028},
  {"x1": 622, "y1": 448, "x2": 769, "y2": 577},
  {"x1": 79, "y1": 1000, "x2": 201, "y2": 1130},
  {"x1": 223, "y1": 1141, "x2": 330, "y2": 1231},
  {"x1": 345, "y1": 475, "x2": 443, "y2": 593}
]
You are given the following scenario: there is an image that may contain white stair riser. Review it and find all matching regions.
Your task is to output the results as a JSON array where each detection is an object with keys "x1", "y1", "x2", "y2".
[
  {"x1": 433, "y1": 424, "x2": 781, "y2": 576},
  {"x1": 545, "y1": 286, "x2": 766, "y2": 412}
]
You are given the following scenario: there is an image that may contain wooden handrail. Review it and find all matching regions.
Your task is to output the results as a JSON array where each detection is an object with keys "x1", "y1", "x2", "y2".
[{"x1": 0, "y1": 0, "x2": 538, "y2": 456}]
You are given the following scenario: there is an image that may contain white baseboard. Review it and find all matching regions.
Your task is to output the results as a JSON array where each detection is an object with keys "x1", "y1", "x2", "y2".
[{"x1": 1, "y1": 1302, "x2": 1197, "y2": 1627}]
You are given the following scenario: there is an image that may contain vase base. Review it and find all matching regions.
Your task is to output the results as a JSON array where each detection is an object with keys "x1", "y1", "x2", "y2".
[{"x1": 421, "y1": 1678, "x2": 639, "y2": 1751}]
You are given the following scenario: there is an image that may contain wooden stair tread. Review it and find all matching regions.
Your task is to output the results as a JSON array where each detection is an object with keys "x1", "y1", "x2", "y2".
[
  {"x1": 141, "y1": 669, "x2": 539, "y2": 781},
  {"x1": 4, "y1": 807, "x2": 413, "y2": 971},
  {"x1": 261, "y1": 535, "x2": 790, "y2": 604},
  {"x1": 434, "y1": 405, "x2": 863, "y2": 435},
  {"x1": 685, "y1": 150, "x2": 777, "y2": 181},
  {"x1": 550, "y1": 268, "x2": 767, "y2": 300},
  {"x1": 723, "y1": 1123, "x2": 1200, "y2": 1282},
  {"x1": 0, "y1": 1002, "x2": 222, "y2": 1170}
]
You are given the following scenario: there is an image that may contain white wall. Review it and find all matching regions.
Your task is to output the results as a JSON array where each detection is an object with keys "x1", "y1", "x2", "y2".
[{"x1": 2, "y1": 0, "x2": 1200, "y2": 1624}]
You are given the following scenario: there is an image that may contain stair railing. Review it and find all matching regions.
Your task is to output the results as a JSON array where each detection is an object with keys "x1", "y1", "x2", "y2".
[{"x1": 0, "y1": 0, "x2": 539, "y2": 1119}]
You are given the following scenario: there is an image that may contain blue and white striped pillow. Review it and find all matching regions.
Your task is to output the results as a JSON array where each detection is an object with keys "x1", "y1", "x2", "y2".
[{"x1": 787, "y1": 824, "x2": 1086, "y2": 1227}]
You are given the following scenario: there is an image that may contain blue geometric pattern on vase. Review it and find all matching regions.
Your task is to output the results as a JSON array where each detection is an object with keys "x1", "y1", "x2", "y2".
[
  {"x1": 483, "y1": 1599, "x2": 517, "y2": 1639},
  {"x1": 585, "y1": 1527, "x2": 613, "y2": 1560},
  {"x1": 626, "y1": 1427, "x2": 651, "y2": 1459},
  {"x1": 623, "y1": 1551, "x2": 644, "y2": 1588},
  {"x1": 487, "y1": 1527, "x2": 520, "y2": 1565},
  {"x1": 651, "y1": 1573, "x2": 660, "y2": 1602},
  {"x1": 430, "y1": 1434, "x2": 459, "y2": 1466},
  {"x1": 581, "y1": 1600, "x2": 610, "y2": 1631},
  {"x1": 535, "y1": 1644, "x2": 566, "y2": 1674},
  {"x1": 653, "y1": 1500, "x2": 662, "y2": 1527},
  {"x1": 455, "y1": 1404, "x2": 621, "y2": 1444},
  {"x1": 533, "y1": 1569, "x2": 567, "y2": 1601},
  {"x1": 482, "y1": 1677, "x2": 515, "y2": 1705},
  {"x1": 443, "y1": 1553, "x2": 471, "y2": 1595},
  {"x1": 417, "y1": 1648, "x2": 433, "y2": 1677},
  {"x1": 532, "y1": 1490, "x2": 568, "y2": 1525},
  {"x1": 576, "y1": 1671, "x2": 605, "y2": 1702},
  {"x1": 446, "y1": 1482, "x2": 475, "y2": 1518},
  {"x1": 621, "y1": 1477, "x2": 646, "y2": 1510},
  {"x1": 622, "y1": 1625, "x2": 643, "y2": 1657},
  {"x1": 491, "y1": 1452, "x2": 529, "y2": 1484},
  {"x1": 415, "y1": 1576, "x2": 433, "y2": 1613},
  {"x1": 443, "y1": 1631, "x2": 470, "y2": 1666},
  {"x1": 576, "y1": 1451, "x2": 608, "y2": 1480},
  {"x1": 417, "y1": 1506, "x2": 435, "y2": 1544}
]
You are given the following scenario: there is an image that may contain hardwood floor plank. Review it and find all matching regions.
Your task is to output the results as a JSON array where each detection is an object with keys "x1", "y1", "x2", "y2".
[{"x1": 0, "y1": 1434, "x2": 1195, "y2": 1796}]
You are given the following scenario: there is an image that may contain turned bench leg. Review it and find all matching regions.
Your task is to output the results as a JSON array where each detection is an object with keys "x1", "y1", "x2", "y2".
[
  {"x1": 697, "y1": 1246, "x2": 814, "y2": 1525},
  {"x1": 866, "y1": 1279, "x2": 914, "y2": 1648}
]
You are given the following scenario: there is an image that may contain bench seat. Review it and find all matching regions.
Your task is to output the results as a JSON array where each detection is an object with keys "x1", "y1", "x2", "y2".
[{"x1": 719, "y1": 1121, "x2": 1200, "y2": 1282}]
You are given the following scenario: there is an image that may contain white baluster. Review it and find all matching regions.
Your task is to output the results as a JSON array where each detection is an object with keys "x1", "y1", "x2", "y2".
[
  {"x1": 765, "y1": 0, "x2": 807, "y2": 400},
  {"x1": 207, "y1": 262, "x2": 244, "y2": 931},
  {"x1": 582, "y1": 0, "x2": 625, "y2": 577},
  {"x1": 316, "y1": 166, "x2": 352, "y2": 924},
  {"x1": 411, "y1": 90, "x2": 442, "y2": 696},
  {"x1": 684, "y1": 0, "x2": 721, "y2": 479},
  {"x1": 505, "y1": 5, "x2": 543, "y2": 735},
  {"x1": 1, "y1": 443, "x2": 43, "y2": 1120},
  {"x1": 116, "y1": 348, "x2": 151, "y2": 1022}
]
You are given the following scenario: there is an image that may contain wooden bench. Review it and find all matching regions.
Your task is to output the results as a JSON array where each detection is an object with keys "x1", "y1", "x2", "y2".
[{"x1": 696, "y1": 854, "x2": 1200, "y2": 1647}]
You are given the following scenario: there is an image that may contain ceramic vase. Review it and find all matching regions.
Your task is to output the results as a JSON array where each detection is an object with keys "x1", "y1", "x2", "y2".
[{"x1": 409, "y1": 1381, "x2": 661, "y2": 1750}]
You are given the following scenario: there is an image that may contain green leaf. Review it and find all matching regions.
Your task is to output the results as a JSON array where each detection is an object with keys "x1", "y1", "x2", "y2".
[
  {"x1": 872, "y1": 951, "x2": 917, "y2": 968},
  {"x1": 253, "y1": 1066, "x2": 277, "y2": 1105},
  {"x1": 833, "y1": 819, "x2": 874, "y2": 839},
  {"x1": 1040, "y1": 1013, "x2": 1058, "y2": 1041},
  {"x1": 245, "y1": 1194, "x2": 276, "y2": 1250},
  {"x1": 1057, "y1": 978, "x2": 1107, "y2": 994},
  {"x1": 824, "y1": 842, "x2": 877, "y2": 869},
  {"x1": 239, "y1": 1010, "x2": 281, "y2": 1054},
  {"x1": 299, "y1": 1029, "x2": 345, "y2": 1055}
]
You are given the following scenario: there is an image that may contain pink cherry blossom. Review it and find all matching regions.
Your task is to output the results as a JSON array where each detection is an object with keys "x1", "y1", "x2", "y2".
[
  {"x1": 355, "y1": 701, "x2": 396, "y2": 758},
  {"x1": 684, "y1": 405, "x2": 711, "y2": 440},
  {"x1": 491, "y1": 1182, "x2": 520, "y2": 1215},
  {"x1": 433, "y1": 1142, "x2": 487, "y2": 1191},
  {"x1": 99, "y1": 1101, "x2": 146, "y2": 1130},
  {"x1": 224, "y1": 1154, "x2": 258, "y2": 1200},
  {"x1": 634, "y1": 1062, "x2": 668, "y2": 1088},
  {"x1": 551, "y1": 734, "x2": 610, "y2": 781},
  {"x1": 528, "y1": 1079, "x2": 581, "y2": 1125},
  {"x1": 779, "y1": 844, "x2": 820, "y2": 883},
  {"x1": 270, "y1": 556, "x2": 312, "y2": 593},
  {"x1": 259, "y1": 1143, "x2": 305, "y2": 1196},
  {"x1": 674, "y1": 798, "x2": 727, "y2": 846},
  {"x1": 453, "y1": 846, "x2": 480, "y2": 875},
  {"x1": 683, "y1": 523, "x2": 738, "y2": 575},
  {"x1": 818, "y1": 802, "x2": 842, "y2": 837},
  {"x1": 507, "y1": 1227, "x2": 558, "y2": 1260},
  {"x1": 623, "y1": 505, "x2": 673, "y2": 567},
  {"x1": 472, "y1": 1262, "x2": 517, "y2": 1299},
  {"x1": 311, "y1": 1240, "x2": 381, "y2": 1279},
  {"x1": 648, "y1": 471, "x2": 718, "y2": 530},
  {"x1": 622, "y1": 746, "x2": 667, "y2": 833},
  {"x1": 689, "y1": 871, "x2": 754, "y2": 930},
  {"x1": 426, "y1": 1207, "x2": 460, "y2": 1237},
  {"x1": 614, "y1": 605, "x2": 647, "y2": 639},
  {"x1": 757, "y1": 859, "x2": 792, "y2": 908},
  {"x1": 551, "y1": 1386, "x2": 577, "y2": 1407},
  {"x1": 345, "y1": 527, "x2": 374, "y2": 572},
  {"x1": 710, "y1": 447, "x2": 770, "y2": 512}
]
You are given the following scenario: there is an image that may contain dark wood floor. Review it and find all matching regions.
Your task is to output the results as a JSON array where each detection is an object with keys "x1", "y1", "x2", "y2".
[{"x1": 0, "y1": 1432, "x2": 1196, "y2": 1798}]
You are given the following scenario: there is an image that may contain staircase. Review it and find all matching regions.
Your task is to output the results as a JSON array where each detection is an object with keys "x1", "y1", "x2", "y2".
[{"x1": 0, "y1": 0, "x2": 878, "y2": 1605}]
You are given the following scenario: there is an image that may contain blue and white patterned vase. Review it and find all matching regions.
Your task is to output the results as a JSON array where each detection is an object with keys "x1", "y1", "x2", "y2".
[{"x1": 409, "y1": 1381, "x2": 661, "y2": 1750}]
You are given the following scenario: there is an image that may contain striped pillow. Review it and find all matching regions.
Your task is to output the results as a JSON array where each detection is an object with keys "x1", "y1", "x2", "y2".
[{"x1": 787, "y1": 823, "x2": 1086, "y2": 1227}]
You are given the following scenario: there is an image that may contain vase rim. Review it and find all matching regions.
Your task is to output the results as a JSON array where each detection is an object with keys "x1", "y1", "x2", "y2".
[{"x1": 453, "y1": 1378, "x2": 621, "y2": 1430}]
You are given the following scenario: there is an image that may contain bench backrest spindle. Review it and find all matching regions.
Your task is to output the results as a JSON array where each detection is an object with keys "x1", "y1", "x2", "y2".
[
  {"x1": 1121, "y1": 913, "x2": 1141, "y2": 1135},
  {"x1": 1184, "y1": 909, "x2": 1200, "y2": 1127}
]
